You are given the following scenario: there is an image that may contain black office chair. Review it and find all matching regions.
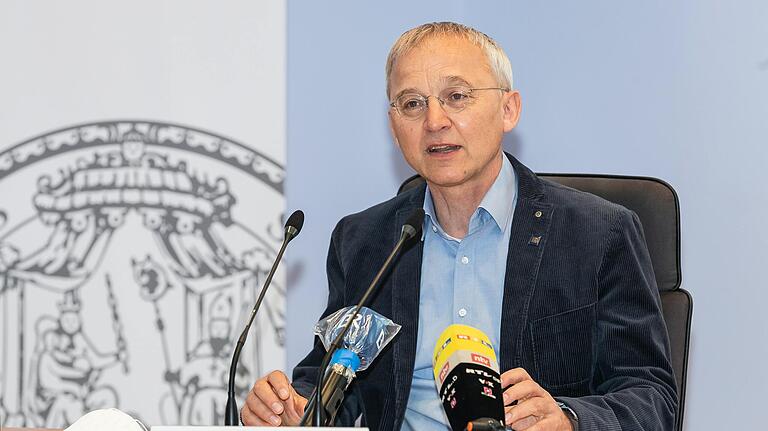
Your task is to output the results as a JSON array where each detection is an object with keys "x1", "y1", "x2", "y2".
[{"x1": 398, "y1": 173, "x2": 692, "y2": 431}]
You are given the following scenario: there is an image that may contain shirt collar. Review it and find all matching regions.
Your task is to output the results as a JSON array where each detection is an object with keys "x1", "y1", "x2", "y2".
[
  {"x1": 422, "y1": 155, "x2": 517, "y2": 239},
  {"x1": 422, "y1": 186, "x2": 440, "y2": 241},
  {"x1": 478, "y1": 155, "x2": 517, "y2": 233}
]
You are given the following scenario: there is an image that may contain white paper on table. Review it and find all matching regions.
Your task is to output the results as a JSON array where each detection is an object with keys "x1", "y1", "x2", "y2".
[{"x1": 65, "y1": 408, "x2": 148, "y2": 431}]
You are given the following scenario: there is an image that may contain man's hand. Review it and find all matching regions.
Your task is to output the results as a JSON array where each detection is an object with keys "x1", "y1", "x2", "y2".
[
  {"x1": 241, "y1": 370, "x2": 308, "y2": 426},
  {"x1": 501, "y1": 368, "x2": 573, "y2": 431}
]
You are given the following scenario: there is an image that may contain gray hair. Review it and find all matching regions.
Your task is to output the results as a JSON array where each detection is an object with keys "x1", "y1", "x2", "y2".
[{"x1": 385, "y1": 22, "x2": 514, "y2": 98}]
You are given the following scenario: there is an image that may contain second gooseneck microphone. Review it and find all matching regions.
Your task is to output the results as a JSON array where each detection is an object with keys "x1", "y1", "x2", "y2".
[
  {"x1": 300, "y1": 207, "x2": 425, "y2": 427},
  {"x1": 224, "y1": 209, "x2": 304, "y2": 426}
]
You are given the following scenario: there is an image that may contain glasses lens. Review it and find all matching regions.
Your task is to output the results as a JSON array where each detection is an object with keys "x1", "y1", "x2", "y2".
[
  {"x1": 440, "y1": 86, "x2": 472, "y2": 111},
  {"x1": 395, "y1": 94, "x2": 427, "y2": 118}
]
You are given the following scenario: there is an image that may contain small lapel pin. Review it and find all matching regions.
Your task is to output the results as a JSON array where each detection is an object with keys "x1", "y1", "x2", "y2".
[{"x1": 528, "y1": 235, "x2": 542, "y2": 246}]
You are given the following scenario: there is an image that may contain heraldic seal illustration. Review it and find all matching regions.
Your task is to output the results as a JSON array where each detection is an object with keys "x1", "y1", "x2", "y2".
[{"x1": 0, "y1": 121, "x2": 286, "y2": 427}]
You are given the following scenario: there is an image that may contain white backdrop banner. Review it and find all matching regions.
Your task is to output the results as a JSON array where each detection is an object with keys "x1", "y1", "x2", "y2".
[{"x1": 0, "y1": 1, "x2": 286, "y2": 428}]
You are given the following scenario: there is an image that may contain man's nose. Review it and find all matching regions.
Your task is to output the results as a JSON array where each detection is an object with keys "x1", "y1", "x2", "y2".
[{"x1": 424, "y1": 96, "x2": 451, "y2": 131}]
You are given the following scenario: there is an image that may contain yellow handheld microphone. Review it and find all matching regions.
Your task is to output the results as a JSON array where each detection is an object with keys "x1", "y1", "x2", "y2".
[{"x1": 433, "y1": 324, "x2": 506, "y2": 431}]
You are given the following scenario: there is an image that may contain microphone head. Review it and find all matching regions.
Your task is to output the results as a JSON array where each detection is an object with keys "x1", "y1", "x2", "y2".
[
  {"x1": 433, "y1": 324, "x2": 504, "y2": 431},
  {"x1": 284, "y1": 209, "x2": 305, "y2": 241},
  {"x1": 401, "y1": 208, "x2": 425, "y2": 240}
]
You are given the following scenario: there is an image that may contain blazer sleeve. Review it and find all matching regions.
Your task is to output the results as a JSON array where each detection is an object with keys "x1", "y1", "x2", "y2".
[
  {"x1": 556, "y1": 209, "x2": 678, "y2": 430},
  {"x1": 291, "y1": 218, "x2": 363, "y2": 426}
]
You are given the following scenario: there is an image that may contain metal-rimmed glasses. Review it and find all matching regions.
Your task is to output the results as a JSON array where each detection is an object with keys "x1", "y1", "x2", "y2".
[{"x1": 389, "y1": 86, "x2": 510, "y2": 120}]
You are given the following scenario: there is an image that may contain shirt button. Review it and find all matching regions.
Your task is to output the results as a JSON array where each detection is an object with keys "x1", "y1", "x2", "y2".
[
  {"x1": 458, "y1": 308, "x2": 467, "y2": 317},
  {"x1": 461, "y1": 256, "x2": 469, "y2": 264},
  {"x1": 432, "y1": 225, "x2": 437, "y2": 232}
]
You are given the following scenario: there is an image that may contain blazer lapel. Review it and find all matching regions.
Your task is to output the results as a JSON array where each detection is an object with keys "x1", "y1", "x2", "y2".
[{"x1": 499, "y1": 155, "x2": 553, "y2": 371}]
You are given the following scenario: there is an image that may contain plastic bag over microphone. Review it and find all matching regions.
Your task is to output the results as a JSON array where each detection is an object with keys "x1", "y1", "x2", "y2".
[{"x1": 314, "y1": 306, "x2": 401, "y2": 371}]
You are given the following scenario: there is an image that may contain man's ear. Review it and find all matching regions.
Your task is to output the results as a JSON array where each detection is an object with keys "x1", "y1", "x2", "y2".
[{"x1": 502, "y1": 90, "x2": 522, "y2": 132}]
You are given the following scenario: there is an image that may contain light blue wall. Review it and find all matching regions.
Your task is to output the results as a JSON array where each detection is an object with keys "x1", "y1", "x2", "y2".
[{"x1": 286, "y1": 1, "x2": 768, "y2": 428}]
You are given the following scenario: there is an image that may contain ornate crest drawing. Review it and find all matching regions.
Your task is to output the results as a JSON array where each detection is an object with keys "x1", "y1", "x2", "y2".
[{"x1": 0, "y1": 121, "x2": 285, "y2": 427}]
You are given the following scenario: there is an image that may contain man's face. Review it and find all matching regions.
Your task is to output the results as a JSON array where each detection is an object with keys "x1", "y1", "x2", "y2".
[{"x1": 388, "y1": 36, "x2": 521, "y2": 190}]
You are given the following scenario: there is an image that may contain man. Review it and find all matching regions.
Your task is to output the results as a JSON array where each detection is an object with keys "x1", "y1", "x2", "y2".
[{"x1": 242, "y1": 22, "x2": 677, "y2": 430}]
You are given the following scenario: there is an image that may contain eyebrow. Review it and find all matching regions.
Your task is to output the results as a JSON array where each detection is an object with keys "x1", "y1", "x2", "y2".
[
  {"x1": 442, "y1": 75, "x2": 473, "y2": 87},
  {"x1": 391, "y1": 76, "x2": 475, "y2": 101},
  {"x1": 392, "y1": 87, "x2": 421, "y2": 101}
]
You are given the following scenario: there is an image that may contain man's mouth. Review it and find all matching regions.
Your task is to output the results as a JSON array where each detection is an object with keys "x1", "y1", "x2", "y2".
[{"x1": 427, "y1": 144, "x2": 461, "y2": 154}]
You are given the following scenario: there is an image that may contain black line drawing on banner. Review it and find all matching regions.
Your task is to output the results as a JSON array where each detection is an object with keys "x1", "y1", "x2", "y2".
[
  {"x1": 25, "y1": 290, "x2": 124, "y2": 427},
  {"x1": 0, "y1": 121, "x2": 285, "y2": 427}
]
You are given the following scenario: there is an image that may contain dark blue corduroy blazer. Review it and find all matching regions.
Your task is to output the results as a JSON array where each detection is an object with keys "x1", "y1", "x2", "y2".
[{"x1": 293, "y1": 154, "x2": 678, "y2": 430}]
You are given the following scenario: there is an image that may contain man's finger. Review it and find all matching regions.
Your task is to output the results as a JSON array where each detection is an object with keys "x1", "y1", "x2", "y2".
[
  {"x1": 243, "y1": 388, "x2": 282, "y2": 426},
  {"x1": 240, "y1": 406, "x2": 272, "y2": 426},
  {"x1": 280, "y1": 387, "x2": 306, "y2": 425},
  {"x1": 502, "y1": 379, "x2": 540, "y2": 405},
  {"x1": 501, "y1": 367, "x2": 532, "y2": 388},
  {"x1": 515, "y1": 416, "x2": 562, "y2": 431},
  {"x1": 505, "y1": 396, "x2": 552, "y2": 425},
  {"x1": 267, "y1": 370, "x2": 293, "y2": 400},
  {"x1": 295, "y1": 390, "x2": 309, "y2": 412},
  {"x1": 252, "y1": 379, "x2": 285, "y2": 415},
  {"x1": 508, "y1": 414, "x2": 539, "y2": 430}
]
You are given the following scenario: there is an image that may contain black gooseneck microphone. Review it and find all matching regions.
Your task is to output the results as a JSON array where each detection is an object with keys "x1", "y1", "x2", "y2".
[
  {"x1": 300, "y1": 207, "x2": 424, "y2": 427},
  {"x1": 224, "y1": 209, "x2": 304, "y2": 426}
]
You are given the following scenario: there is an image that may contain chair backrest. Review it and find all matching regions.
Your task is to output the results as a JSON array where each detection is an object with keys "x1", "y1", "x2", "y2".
[{"x1": 398, "y1": 173, "x2": 692, "y2": 431}]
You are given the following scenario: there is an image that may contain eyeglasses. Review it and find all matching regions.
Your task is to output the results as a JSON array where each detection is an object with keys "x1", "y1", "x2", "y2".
[{"x1": 389, "y1": 86, "x2": 509, "y2": 120}]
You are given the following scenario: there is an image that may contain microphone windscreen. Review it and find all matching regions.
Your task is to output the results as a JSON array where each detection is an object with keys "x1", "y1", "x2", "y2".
[
  {"x1": 402, "y1": 208, "x2": 425, "y2": 239},
  {"x1": 433, "y1": 324, "x2": 504, "y2": 431},
  {"x1": 285, "y1": 209, "x2": 305, "y2": 235}
]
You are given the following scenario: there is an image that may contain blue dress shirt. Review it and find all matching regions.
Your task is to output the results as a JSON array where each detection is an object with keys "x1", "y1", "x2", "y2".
[{"x1": 401, "y1": 157, "x2": 518, "y2": 431}]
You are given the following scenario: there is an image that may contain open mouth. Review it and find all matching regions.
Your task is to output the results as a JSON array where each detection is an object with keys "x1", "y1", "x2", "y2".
[{"x1": 427, "y1": 144, "x2": 461, "y2": 154}]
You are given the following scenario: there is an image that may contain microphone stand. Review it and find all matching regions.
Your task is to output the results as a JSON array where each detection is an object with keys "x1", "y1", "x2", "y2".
[
  {"x1": 224, "y1": 212, "x2": 303, "y2": 426},
  {"x1": 301, "y1": 209, "x2": 423, "y2": 427}
]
